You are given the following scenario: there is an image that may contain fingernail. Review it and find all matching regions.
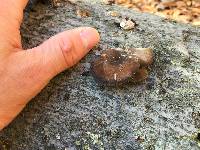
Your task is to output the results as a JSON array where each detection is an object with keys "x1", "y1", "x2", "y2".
[{"x1": 80, "y1": 28, "x2": 100, "y2": 50}]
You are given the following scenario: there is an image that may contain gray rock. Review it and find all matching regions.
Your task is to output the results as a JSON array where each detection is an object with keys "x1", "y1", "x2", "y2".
[{"x1": 0, "y1": 0, "x2": 200, "y2": 149}]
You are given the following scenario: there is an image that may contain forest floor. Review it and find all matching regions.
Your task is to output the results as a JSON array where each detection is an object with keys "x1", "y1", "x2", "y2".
[{"x1": 112, "y1": 0, "x2": 200, "y2": 26}]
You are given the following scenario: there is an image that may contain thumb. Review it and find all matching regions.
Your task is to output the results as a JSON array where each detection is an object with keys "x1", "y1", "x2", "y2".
[
  {"x1": 26, "y1": 27, "x2": 99, "y2": 78},
  {"x1": 0, "y1": 27, "x2": 99, "y2": 130}
]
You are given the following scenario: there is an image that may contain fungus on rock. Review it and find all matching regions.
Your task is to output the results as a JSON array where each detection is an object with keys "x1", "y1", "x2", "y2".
[{"x1": 91, "y1": 48, "x2": 153, "y2": 86}]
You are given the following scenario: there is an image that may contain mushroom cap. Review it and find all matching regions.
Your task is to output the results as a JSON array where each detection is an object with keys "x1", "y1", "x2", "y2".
[
  {"x1": 129, "y1": 48, "x2": 153, "y2": 66},
  {"x1": 91, "y1": 49, "x2": 140, "y2": 85}
]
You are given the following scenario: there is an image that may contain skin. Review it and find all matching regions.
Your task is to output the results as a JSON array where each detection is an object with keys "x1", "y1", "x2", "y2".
[{"x1": 0, "y1": 0, "x2": 100, "y2": 130}]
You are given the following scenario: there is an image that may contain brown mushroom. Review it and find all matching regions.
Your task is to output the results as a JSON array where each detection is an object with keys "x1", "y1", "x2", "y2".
[
  {"x1": 91, "y1": 49, "x2": 138, "y2": 85},
  {"x1": 128, "y1": 48, "x2": 153, "y2": 66},
  {"x1": 90, "y1": 48, "x2": 153, "y2": 86}
]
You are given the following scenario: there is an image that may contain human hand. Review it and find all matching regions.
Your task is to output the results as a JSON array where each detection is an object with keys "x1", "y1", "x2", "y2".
[{"x1": 0, "y1": 0, "x2": 100, "y2": 130}]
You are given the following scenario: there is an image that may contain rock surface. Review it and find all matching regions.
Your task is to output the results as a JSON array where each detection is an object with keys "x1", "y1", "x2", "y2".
[{"x1": 0, "y1": 0, "x2": 200, "y2": 149}]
